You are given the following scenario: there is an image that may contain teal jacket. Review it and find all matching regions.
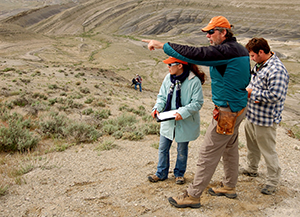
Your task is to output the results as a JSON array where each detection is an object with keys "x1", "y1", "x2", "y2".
[
  {"x1": 154, "y1": 71, "x2": 204, "y2": 142},
  {"x1": 164, "y1": 37, "x2": 250, "y2": 112}
]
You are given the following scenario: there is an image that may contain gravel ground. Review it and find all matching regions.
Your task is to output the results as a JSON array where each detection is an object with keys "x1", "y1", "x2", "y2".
[{"x1": 1, "y1": 99, "x2": 299, "y2": 217}]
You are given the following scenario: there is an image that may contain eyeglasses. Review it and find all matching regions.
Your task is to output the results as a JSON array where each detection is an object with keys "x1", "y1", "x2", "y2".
[
  {"x1": 168, "y1": 63, "x2": 180, "y2": 67},
  {"x1": 206, "y1": 29, "x2": 219, "y2": 35}
]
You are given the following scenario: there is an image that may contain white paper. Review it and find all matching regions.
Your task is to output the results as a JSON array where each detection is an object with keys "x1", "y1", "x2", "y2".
[{"x1": 156, "y1": 110, "x2": 178, "y2": 122}]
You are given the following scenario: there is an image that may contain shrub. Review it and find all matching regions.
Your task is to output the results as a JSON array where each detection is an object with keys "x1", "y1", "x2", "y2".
[
  {"x1": 151, "y1": 142, "x2": 159, "y2": 149},
  {"x1": 39, "y1": 112, "x2": 101, "y2": 144},
  {"x1": 112, "y1": 130, "x2": 123, "y2": 139},
  {"x1": 12, "y1": 97, "x2": 29, "y2": 107},
  {"x1": 2, "y1": 67, "x2": 16, "y2": 72},
  {"x1": 0, "y1": 106, "x2": 10, "y2": 121},
  {"x1": 82, "y1": 108, "x2": 94, "y2": 115},
  {"x1": 93, "y1": 109, "x2": 111, "y2": 120},
  {"x1": 84, "y1": 97, "x2": 94, "y2": 104},
  {"x1": 115, "y1": 113, "x2": 137, "y2": 127},
  {"x1": 95, "y1": 139, "x2": 117, "y2": 151},
  {"x1": 103, "y1": 124, "x2": 119, "y2": 135},
  {"x1": 0, "y1": 116, "x2": 40, "y2": 152},
  {"x1": 143, "y1": 123, "x2": 160, "y2": 135},
  {"x1": 119, "y1": 104, "x2": 146, "y2": 116},
  {"x1": 64, "y1": 122, "x2": 101, "y2": 144},
  {"x1": 48, "y1": 84, "x2": 59, "y2": 89},
  {"x1": 39, "y1": 112, "x2": 68, "y2": 138},
  {"x1": 0, "y1": 185, "x2": 9, "y2": 196},
  {"x1": 80, "y1": 87, "x2": 90, "y2": 94},
  {"x1": 122, "y1": 131, "x2": 144, "y2": 141}
]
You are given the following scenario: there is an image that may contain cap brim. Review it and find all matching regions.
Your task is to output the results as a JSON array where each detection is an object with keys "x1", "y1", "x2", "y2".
[
  {"x1": 202, "y1": 23, "x2": 215, "y2": 32},
  {"x1": 163, "y1": 58, "x2": 188, "y2": 65}
]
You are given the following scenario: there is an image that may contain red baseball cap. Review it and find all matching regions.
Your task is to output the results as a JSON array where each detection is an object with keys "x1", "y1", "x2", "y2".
[
  {"x1": 163, "y1": 57, "x2": 188, "y2": 65},
  {"x1": 202, "y1": 16, "x2": 231, "y2": 32}
]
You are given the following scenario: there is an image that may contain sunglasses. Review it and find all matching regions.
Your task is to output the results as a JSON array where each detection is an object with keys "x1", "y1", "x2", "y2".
[
  {"x1": 206, "y1": 29, "x2": 219, "y2": 35},
  {"x1": 168, "y1": 63, "x2": 180, "y2": 67}
]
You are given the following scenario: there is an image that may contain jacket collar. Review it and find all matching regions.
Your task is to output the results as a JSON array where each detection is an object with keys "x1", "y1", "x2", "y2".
[{"x1": 188, "y1": 71, "x2": 196, "y2": 80}]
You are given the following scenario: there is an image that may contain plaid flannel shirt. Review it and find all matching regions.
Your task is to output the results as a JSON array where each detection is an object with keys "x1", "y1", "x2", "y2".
[{"x1": 246, "y1": 53, "x2": 289, "y2": 126}]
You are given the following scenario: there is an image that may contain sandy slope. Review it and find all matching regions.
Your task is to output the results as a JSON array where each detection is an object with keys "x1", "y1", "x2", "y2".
[{"x1": 0, "y1": 96, "x2": 300, "y2": 217}]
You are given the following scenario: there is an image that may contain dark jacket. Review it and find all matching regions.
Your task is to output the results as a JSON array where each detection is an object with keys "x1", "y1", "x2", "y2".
[{"x1": 163, "y1": 37, "x2": 251, "y2": 112}]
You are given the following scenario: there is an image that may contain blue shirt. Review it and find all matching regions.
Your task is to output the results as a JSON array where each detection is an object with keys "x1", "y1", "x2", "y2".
[{"x1": 246, "y1": 53, "x2": 289, "y2": 126}]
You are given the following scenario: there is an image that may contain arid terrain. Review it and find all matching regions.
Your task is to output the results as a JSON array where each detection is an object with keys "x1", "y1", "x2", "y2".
[{"x1": 0, "y1": 0, "x2": 300, "y2": 216}]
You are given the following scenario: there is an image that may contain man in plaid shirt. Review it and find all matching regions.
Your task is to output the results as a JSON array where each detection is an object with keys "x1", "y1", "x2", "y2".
[{"x1": 242, "y1": 38, "x2": 289, "y2": 195}]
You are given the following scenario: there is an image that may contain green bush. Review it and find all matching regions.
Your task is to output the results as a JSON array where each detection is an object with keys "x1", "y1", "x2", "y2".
[
  {"x1": 93, "y1": 109, "x2": 111, "y2": 120},
  {"x1": 151, "y1": 142, "x2": 159, "y2": 149},
  {"x1": 0, "y1": 185, "x2": 9, "y2": 196},
  {"x1": 82, "y1": 108, "x2": 94, "y2": 115},
  {"x1": 143, "y1": 123, "x2": 160, "y2": 135},
  {"x1": 12, "y1": 97, "x2": 29, "y2": 107},
  {"x1": 79, "y1": 87, "x2": 90, "y2": 94},
  {"x1": 122, "y1": 131, "x2": 144, "y2": 141},
  {"x1": 0, "y1": 116, "x2": 40, "y2": 152},
  {"x1": 2, "y1": 67, "x2": 16, "y2": 72},
  {"x1": 103, "y1": 124, "x2": 119, "y2": 135},
  {"x1": 115, "y1": 113, "x2": 137, "y2": 127},
  {"x1": 39, "y1": 112, "x2": 68, "y2": 138},
  {"x1": 84, "y1": 97, "x2": 94, "y2": 104},
  {"x1": 112, "y1": 130, "x2": 123, "y2": 139},
  {"x1": 39, "y1": 112, "x2": 101, "y2": 144},
  {"x1": 119, "y1": 104, "x2": 146, "y2": 116},
  {"x1": 95, "y1": 139, "x2": 117, "y2": 151},
  {"x1": 48, "y1": 84, "x2": 59, "y2": 89},
  {"x1": 64, "y1": 122, "x2": 101, "y2": 144}
]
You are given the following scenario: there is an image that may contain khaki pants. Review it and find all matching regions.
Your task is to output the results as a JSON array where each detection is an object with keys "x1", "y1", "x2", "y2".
[
  {"x1": 188, "y1": 107, "x2": 246, "y2": 198},
  {"x1": 244, "y1": 119, "x2": 280, "y2": 187}
]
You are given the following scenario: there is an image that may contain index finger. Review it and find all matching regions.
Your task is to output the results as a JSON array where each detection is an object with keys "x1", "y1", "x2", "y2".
[{"x1": 142, "y1": 39, "x2": 150, "y2": 43}]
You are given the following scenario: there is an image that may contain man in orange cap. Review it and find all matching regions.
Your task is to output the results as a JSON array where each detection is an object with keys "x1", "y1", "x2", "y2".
[{"x1": 143, "y1": 16, "x2": 250, "y2": 208}]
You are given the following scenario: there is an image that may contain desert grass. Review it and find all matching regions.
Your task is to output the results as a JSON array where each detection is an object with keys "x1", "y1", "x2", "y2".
[{"x1": 0, "y1": 66, "x2": 160, "y2": 196}]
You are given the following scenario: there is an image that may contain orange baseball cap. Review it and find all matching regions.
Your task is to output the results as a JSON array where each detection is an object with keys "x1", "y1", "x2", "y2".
[
  {"x1": 163, "y1": 57, "x2": 188, "y2": 65},
  {"x1": 202, "y1": 16, "x2": 231, "y2": 32}
]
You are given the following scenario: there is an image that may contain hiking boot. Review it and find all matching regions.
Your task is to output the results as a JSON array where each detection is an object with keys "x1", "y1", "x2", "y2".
[
  {"x1": 240, "y1": 168, "x2": 258, "y2": 177},
  {"x1": 175, "y1": 177, "x2": 185, "y2": 185},
  {"x1": 208, "y1": 185, "x2": 237, "y2": 199},
  {"x1": 148, "y1": 174, "x2": 164, "y2": 183},
  {"x1": 261, "y1": 185, "x2": 276, "y2": 195},
  {"x1": 168, "y1": 190, "x2": 201, "y2": 208}
]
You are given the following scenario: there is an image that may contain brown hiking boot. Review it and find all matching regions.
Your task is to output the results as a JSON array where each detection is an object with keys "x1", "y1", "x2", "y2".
[
  {"x1": 208, "y1": 185, "x2": 237, "y2": 199},
  {"x1": 240, "y1": 168, "x2": 258, "y2": 177},
  {"x1": 168, "y1": 190, "x2": 201, "y2": 208},
  {"x1": 261, "y1": 184, "x2": 276, "y2": 195},
  {"x1": 175, "y1": 177, "x2": 185, "y2": 185},
  {"x1": 148, "y1": 174, "x2": 164, "y2": 183}
]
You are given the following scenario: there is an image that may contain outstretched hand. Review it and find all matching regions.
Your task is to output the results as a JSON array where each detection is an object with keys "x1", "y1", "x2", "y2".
[{"x1": 142, "y1": 39, "x2": 164, "y2": 51}]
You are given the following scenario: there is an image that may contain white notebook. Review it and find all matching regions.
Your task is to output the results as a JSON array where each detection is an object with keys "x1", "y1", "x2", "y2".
[{"x1": 156, "y1": 110, "x2": 178, "y2": 122}]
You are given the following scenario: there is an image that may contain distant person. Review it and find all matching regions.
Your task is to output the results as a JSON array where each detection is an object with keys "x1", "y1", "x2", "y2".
[
  {"x1": 148, "y1": 56, "x2": 205, "y2": 185},
  {"x1": 241, "y1": 38, "x2": 289, "y2": 195},
  {"x1": 143, "y1": 15, "x2": 250, "y2": 208},
  {"x1": 131, "y1": 77, "x2": 137, "y2": 86},
  {"x1": 135, "y1": 74, "x2": 142, "y2": 92}
]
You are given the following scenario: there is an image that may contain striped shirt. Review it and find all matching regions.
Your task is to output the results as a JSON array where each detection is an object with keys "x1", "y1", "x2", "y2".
[{"x1": 246, "y1": 53, "x2": 289, "y2": 126}]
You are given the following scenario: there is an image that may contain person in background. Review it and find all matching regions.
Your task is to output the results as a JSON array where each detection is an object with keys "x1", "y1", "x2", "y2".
[
  {"x1": 148, "y1": 56, "x2": 205, "y2": 185},
  {"x1": 241, "y1": 37, "x2": 289, "y2": 195},
  {"x1": 135, "y1": 74, "x2": 142, "y2": 92},
  {"x1": 143, "y1": 15, "x2": 250, "y2": 208}
]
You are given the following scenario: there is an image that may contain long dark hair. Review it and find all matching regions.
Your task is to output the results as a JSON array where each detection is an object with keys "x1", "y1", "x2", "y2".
[{"x1": 184, "y1": 64, "x2": 206, "y2": 85}]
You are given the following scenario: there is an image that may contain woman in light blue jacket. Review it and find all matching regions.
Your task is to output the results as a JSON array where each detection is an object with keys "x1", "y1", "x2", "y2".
[{"x1": 148, "y1": 57, "x2": 205, "y2": 185}]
